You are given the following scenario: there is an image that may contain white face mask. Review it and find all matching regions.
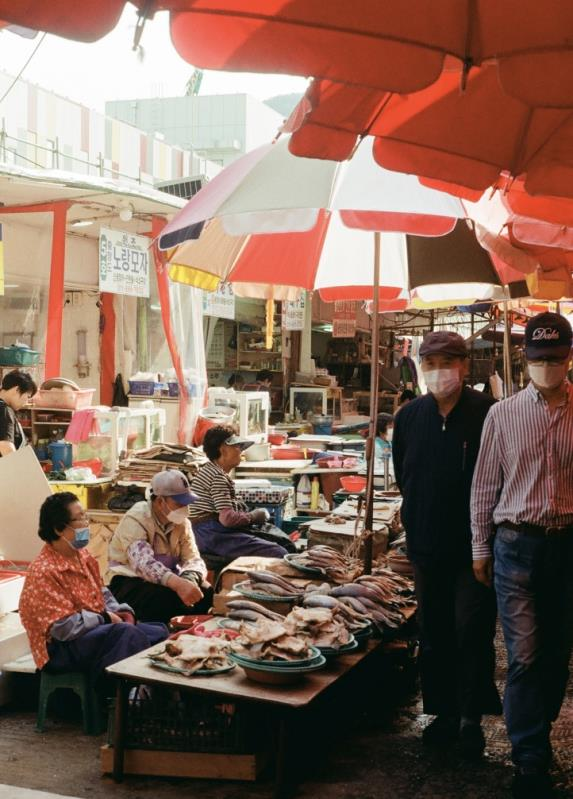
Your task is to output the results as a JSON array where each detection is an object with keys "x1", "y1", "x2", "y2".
[
  {"x1": 528, "y1": 363, "x2": 567, "y2": 390},
  {"x1": 424, "y1": 368, "x2": 461, "y2": 399},
  {"x1": 166, "y1": 506, "x2": 189, "y2": 525},
  {"x1": 386, "y1": 429, "x2": 393, "y2": 442}
]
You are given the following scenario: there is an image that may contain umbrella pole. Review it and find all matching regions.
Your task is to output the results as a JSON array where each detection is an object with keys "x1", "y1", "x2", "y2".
[
  {"x1": 363, "y1": 232, "x2": 382, "y2": 575},
  {"x1": 503, "y1": 299, "x2": 513, "y2": 398}
]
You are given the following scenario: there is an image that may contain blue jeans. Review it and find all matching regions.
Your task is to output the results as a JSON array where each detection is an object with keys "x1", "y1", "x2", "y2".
[
  {"x1": 47, "y1": 622, "x2": 168, "y2": 687},
  {"x1": 494, "y1": 526, "x2": 573, "y2": 770}
]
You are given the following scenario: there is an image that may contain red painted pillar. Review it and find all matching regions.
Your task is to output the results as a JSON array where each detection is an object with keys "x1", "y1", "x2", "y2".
[
  {"x1": 150, "y1": 216, "x2": 189, "y2": 443},
  {"x1": 44, "y1": 203, "x2": 69, "y2": 378},
  {"x1": 99, "y1": 292, "x2": 116, "y2": 405}
]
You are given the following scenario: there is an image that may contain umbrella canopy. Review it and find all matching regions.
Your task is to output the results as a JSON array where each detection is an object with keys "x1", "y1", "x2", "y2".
[
  {"x1": 169, "y1": 2, "x2": 573, "y2": 107},
  {"x1": 166, "y1": 215, "x2": 517, "y2": 307},
  {"x1": 286, "y1": 65, "x2": 573, "y2": 200},
  {"x1": 3, "y1": 2, "x2": 573, "y2": 108},
  {"x1": 158, "y1": 135, "x2": 465, "y2": 250}
]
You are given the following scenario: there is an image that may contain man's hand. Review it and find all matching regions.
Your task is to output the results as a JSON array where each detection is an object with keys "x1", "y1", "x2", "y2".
[
  {"x1": 171, "y1": 574, "x2": 203, "y2": 607},
  {"x1": 473, "y1": 557, "x2": 493, "y2": 588}
]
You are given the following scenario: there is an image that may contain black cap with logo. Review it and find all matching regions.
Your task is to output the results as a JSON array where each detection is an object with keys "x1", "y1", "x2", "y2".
[{"x1": 524, "y1": 312, "x2": 572, "y2": 360}]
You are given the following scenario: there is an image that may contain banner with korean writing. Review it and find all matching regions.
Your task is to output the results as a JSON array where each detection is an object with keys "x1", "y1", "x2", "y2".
[
  {"x1": 99, "y1": 228, "x2": 150, "y2": 297},
  {"x1": 282, "y1": 294, "x2": 306, "y2": 330},
  {"x1": 202, "y1": 282, "x2": 235, "y2": 319}
]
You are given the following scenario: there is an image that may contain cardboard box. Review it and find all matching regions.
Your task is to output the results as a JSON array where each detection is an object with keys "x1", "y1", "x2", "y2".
[{"x1": 215, "y1": 556, "x2": 307, "y2": 593}]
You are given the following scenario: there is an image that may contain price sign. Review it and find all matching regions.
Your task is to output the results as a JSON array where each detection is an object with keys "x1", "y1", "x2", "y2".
[
  {"x1": 203, "y1": 282, "x2": 235, "y2": 319},
  {"x1": 282, "y1": 294, "x2": 306, "y2": 330},
  {"x1": 99, "y1": 228, "x2": 150, "y2": 297}
]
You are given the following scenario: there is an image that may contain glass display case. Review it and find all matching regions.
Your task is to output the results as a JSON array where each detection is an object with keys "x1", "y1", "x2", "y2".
[
  {"x1": 289, "y1": 387, "x2": 328, "y2": 420},
  {"x1": 233, "y1": 391, "x2": 270, "y2": 442},
  {"x1": 72, "y1": 407, "x2": 166, "y2": 476}
]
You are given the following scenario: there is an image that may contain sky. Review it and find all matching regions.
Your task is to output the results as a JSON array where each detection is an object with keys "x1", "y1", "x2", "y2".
[{"x1": 0, "y1": 7, "x2": 308, "y2": 112}]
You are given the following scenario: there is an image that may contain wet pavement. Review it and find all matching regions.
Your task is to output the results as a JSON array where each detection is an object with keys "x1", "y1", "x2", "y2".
[{"x1": 0, "y1": 638, "x2": 571, "y2": 799}]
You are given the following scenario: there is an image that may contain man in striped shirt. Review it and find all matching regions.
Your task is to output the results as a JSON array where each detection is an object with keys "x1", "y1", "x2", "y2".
[{"x1": 471, "y1": 312, "x2": 573, "y2": 799}]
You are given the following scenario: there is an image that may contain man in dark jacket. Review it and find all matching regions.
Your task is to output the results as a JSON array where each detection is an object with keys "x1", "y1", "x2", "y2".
[{"x1": 393, "y1": 331, "x2": 500, "y2": 757}]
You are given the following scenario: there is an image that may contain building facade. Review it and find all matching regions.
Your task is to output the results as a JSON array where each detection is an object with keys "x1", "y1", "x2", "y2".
[{"x1": 106, "y1": 93, "x2": 285, "y2": 167}]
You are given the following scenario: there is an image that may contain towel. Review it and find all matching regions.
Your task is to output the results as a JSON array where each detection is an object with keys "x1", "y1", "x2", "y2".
[{"x1": 65, "y1": 409, "x2": 96, "y2": 443}]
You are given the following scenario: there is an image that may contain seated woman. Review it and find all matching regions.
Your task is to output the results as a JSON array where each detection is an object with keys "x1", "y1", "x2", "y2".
[
  {"x1": 107, "y1": 469, "x2": 212, "y2": 624},
  {"x1": 190, "y1": 427, "x2": 291, "y2": 563},
  {"x1": 19, "y1": 493, "x2": 168, "y2": 688},
  {"x1": 374, "y1": 413, "x2": 394, "y2": 461}
]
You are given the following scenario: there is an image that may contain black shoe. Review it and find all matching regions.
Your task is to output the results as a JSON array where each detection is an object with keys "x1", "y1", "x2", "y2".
[
  {"x1": 511, "y1": 769, "x2": 553, "y2": 799},
  {"x1": 458, "y1": 722, "x2": 486, "y2": 759},
  {"x1": 422, "y1": 715, "x2": 460, "y2": 747}
]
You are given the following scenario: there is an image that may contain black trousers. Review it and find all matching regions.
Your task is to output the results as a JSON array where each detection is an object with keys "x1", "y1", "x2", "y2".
[
  {"x1": 413, "y1": 562, "x2": 502, "y2": 718},
  {"x1": 109, "y1": 576, "x2": 213, "y2": 625}
]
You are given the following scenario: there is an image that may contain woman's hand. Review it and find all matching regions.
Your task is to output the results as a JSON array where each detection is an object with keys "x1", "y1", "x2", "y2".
[
  {"x1": 170, "y1": 574, "x2": 203, "y2": 607},
  {"x1": 107, "y1": 611, "x2": 124, "y2": 624}
]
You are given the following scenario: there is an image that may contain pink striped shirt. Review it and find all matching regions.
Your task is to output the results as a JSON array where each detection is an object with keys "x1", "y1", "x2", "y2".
[{"x1": 471, "y1": 381, "x2": 573, "y2": 559}]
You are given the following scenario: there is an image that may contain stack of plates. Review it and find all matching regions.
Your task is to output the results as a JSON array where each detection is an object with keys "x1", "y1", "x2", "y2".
[
  {"x1": 230, "y1": 646, "x2": 326, "y2": 684},
  {"x1": 315, "y1": 635, "x2": 359, "y2": 658}
]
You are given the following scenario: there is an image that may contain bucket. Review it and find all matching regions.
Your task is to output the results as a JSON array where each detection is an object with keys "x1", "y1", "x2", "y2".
[
  {"x1": 48, "y1": 441, "x2": 73, "y2": 470},
  {"x1": 312, "y1": 415, "x2": 333, "y2": 435},
  {"x1": 192, "y1": 406, "x2": 235, "y2": 447}
]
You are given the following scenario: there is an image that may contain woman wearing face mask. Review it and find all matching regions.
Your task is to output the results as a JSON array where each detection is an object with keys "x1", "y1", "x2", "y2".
[
  {"x1": 106, "y1": 469, "x2": 211, "y2": 624},
  {"x1": 18, "y1": 493, "x2": 168, "y2": 688}
]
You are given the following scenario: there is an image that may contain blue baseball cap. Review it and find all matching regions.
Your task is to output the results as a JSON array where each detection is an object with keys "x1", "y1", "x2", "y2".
[{"x1": 151, "y1": 469, "x2": 198, "y2": 505}]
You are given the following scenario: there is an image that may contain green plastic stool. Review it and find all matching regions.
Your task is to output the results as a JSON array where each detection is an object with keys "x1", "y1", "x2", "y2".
[{"x1": 36, "y1": 670, "x2": 103, "y2": 735}]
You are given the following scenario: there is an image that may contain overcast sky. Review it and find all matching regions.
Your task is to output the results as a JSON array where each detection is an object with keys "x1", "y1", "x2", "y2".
[{"x1": 0, "y1": 7, "x2": 308, "y2": 111}]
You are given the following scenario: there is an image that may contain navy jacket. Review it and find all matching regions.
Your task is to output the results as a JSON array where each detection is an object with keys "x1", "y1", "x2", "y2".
[{"x1": 392, "y1": 387, "x2": 495, "y2": 567}]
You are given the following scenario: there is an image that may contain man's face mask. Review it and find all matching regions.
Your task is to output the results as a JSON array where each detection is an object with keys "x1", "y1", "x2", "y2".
[
  {"x1": 528, "y1": 360, "x2": 569, "y2": 390},
  {"x1": 423, "y1": 368, "x2": 462, "y2": 399},
  {"x1": 164, "y1": 501, "x2": 189, "y2": 525}
]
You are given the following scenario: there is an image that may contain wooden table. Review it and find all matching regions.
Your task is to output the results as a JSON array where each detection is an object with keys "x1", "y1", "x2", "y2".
[{"x1": 106, "y1": 639, "x2": 383, "y2": 797}]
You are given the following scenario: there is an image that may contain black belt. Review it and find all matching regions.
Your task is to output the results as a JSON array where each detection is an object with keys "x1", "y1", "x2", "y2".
[{"x1": 500, "y1": 520, "x2": 573, "y2": 537}]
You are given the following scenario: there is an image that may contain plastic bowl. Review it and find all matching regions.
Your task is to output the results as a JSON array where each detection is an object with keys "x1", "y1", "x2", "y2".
[
  {"x1": 268, "y1": 433, "x2": 287, "y2": 446},
  {"x1": 339, "y1": 476, "x2": 367, "y2": 492}
]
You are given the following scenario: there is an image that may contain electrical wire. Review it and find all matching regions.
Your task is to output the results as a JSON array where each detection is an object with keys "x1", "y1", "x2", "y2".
[{"x1": 0, "y1": 32, "x2": 47, "y2": 106}]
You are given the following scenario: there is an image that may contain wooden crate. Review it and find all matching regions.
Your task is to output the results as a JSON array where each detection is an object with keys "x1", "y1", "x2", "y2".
[{"x1": 100, "y1": 745, "x2": 268, "y2": 781}]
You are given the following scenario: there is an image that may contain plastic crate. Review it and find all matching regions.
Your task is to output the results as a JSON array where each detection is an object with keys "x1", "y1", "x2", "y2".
[
  {"x1": 128, "y1": 380, "x2": 157, "y2": 396},
  {"x1": 282, "y1": 515, "x2": 315, "y2": 535},
  {"x1": 168, "y1": 381, "x2": 201, "y2": 398},
  {"x1": 34, "y1": 388, "x2": 94, "y2": 410},
  {"x1": 107, "y1": 688, "x2": 251, "y2": 754},
  {"x1": 0, "y1": 346, "x2": 40, "y2": 366}
]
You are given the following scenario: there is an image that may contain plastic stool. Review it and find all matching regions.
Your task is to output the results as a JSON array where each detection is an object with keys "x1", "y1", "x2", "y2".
[{"x1": 36, "y1": 670, "x2": 103, "y2": 735}]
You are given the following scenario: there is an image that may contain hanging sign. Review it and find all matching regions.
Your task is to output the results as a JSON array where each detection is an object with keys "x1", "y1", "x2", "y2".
[
  {"x1": 333, "y1": 299, "x2": 357, "y2": 338},
  {"x1": 99, "y1": 228, "x2": 150, "y2": 297},
  {"x1": 202, "y1": 282, "x2": 235, "y2": 319},
  {"x1": 282, "y1": 294, "x2": 306, "y2": 331},
  {"x1": 333, "y1": 317, "x2": 357, "y2": 338}
]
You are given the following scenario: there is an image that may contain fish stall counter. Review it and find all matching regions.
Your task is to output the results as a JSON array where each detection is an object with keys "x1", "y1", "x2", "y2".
[{"x1": 105, "y1": 553, "x2": 416, "y2": 793}]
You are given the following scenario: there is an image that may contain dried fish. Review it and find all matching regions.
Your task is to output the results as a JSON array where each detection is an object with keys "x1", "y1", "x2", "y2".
[{"x1": 149, "y1": 635, "x2": 232, "y2": 674}]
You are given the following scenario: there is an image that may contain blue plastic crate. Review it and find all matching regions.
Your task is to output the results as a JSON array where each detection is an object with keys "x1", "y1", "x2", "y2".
[{"x1": 128, "y1": 380, "x2": 157, "y2": 396}]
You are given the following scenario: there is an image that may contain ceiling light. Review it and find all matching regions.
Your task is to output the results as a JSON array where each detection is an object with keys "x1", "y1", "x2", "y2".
[
  {"x1": 119, "y1": 203, "x2": 134, "y2": 223},
  {"x1": 4, "y1": 283, "x2": 19, "y2": 289},
  {"x1": 70, "y1": 219, "x2": 94, "y2": 228}
]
